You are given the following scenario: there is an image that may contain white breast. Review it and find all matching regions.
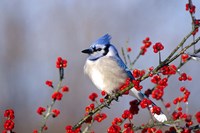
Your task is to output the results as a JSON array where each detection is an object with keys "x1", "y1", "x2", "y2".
[{"x1": 84, "y1": 56, "x2": 128, "y2": 94}]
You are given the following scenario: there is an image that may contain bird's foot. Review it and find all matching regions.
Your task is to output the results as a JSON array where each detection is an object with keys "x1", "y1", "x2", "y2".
[{"x1": 104, "y1": 94, "x2": 119, "y2": 102}]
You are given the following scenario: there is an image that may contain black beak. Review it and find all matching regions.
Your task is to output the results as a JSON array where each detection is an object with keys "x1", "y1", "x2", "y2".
[{"x1": 81, "y1": 48, "x2": 93, "y2": 54}]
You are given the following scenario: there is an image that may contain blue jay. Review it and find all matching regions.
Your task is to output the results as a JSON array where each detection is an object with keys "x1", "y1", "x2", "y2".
[{"x1": 82, "y1": 34, "x2": 167, "y2": 122}]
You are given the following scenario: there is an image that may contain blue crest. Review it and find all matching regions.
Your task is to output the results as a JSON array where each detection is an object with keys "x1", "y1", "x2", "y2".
[{"x1": 94, "y1": 34, "x2": 111, "y2": 45}]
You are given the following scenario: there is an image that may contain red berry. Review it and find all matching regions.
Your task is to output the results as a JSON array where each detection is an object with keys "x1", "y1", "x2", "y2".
[
  {"x1": 127, "y1": 47, "x2": 132, "y2": 52},
  {"x1": 151, "y1": 106, "x2": 161, "y2": 115},
  {"x1": 43, "y1": 125, "x2": 48, "y2": 130},
  {"x1": 90, "y1": 103, "x2": 95, "y2": 110},
  {"x1": 132, "y1": 69, "x2": 141, "y2": 78},
  {"x1": 37, "y1": 107, "x2": 46, "y2": 115},
  {"x1": 4, "y1": 109, "x2": 15, "y2": 120},
  {"x1": 85, "y1": 106, "x2": 90, "y2": 112},
  {"x1": 101, "y1": 90, "x2": 106, "y2": 96},
  {"x1": 52, "y1": 91, "x2": 63, "y2": 101},
  {"x1": 165, "y1": 103, "x2": 171, "y2": 108},
  {"x1": 181, "y1": 54, "x2": 189, "y2": 62},
  {"x1": 145, "y1": 37, "x2": 150, "y2": 41},
  {"x1": 149, "y1": 66, "x2": 154, "y2": 71},
  {"x1": 4, "y1": 119, "x2": 15, "y2": 130},
  {"x1": 45, "y1": 80, "x2": 53, "y2": 87},
  {"x1": 89, "y1": 92, "x2": 98, "y2": 101},
  {"x1": 187, "y1": 76, "x2": 192, "y2": 81},
  {"x1": 61, "y1": 86, "x2": 69, "y2": 92},
  {"x1": 186, "y1": 3, "x2": 189, "y2": 11},
  {"x1": 33, "y1": 130, "x2": 38, "y2": 133},
  {"x1": 180, "y1": 86, "x2": 186, "y2": 92},
  {"x1": 100, "y1": 98, "x2": 104, "y2": 103},
  {"x1": 195, "y1": 111, "x2": 200, "y2": 123},
  {"x1": 153, "y1": 42, "x2": 164, "y2": 53},
  {"x1": 151, "y1": 75, "x2": 161, "y2": 84},
  {"x1": 151, "y1": 88, "x2": 163, "y2": 100},
  {"x1": 94, "y1": 113, "x2": 107, "y2": 122},
  {"x1": 178, "y1": 107, "x2": 182, "y2": 111},
  {"x1": 52, "y1": 109, "x2": 60, "y2": 117},
  {"x1": 140, "y1": 98, "x2": 152, "y2": 108},
  {"x1": 107, "y1": 124, "x2": 121, "y2": 133}
]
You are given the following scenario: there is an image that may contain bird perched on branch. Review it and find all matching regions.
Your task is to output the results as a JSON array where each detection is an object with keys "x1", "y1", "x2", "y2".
[{"x1": 82, "y1": 34, "x2": 167, "y2": 122}]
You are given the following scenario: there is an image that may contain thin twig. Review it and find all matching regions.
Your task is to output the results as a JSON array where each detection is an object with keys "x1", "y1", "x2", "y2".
[
  {"x1": 121, "y1": 47, "x2": 127, "y2": 65},
  {"x1": 39, "y1": 69, "x2": 64, "y2": 133}
]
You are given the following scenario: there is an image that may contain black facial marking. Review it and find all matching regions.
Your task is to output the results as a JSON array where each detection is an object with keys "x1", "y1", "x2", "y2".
[
  {"x1": 103, "y1": 44, "x2": 110, "y2": 56},
  {"x1": 96, "y1": 48, "x2": 102, "y2": 51},
  {"x1": 93, "y1": 47, "x2": 101, "y2": 52}
]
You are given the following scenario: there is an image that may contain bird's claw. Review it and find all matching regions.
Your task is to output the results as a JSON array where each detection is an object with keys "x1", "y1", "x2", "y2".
[{"x1": 104, "y1": 94, "x2": 119, "y2": 101}]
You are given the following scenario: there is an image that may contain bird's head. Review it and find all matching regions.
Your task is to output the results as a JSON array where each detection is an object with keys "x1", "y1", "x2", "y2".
[{"x1": 82, "y1": 34, "x2": 119, "y2": 61}]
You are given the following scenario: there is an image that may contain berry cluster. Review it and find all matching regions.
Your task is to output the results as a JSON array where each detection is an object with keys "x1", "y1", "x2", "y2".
[
  {"x1": 37, "y1": 107, "x2": 46, "y2": 115},
  {"x1": 178, "y1": 73, "x2": 192, "y2": 81},
  {"x1": 153, "y1": 42, "x2": 164, "y2": 53},
  {"x1": 3, "y1": 109, "x2": 15, "y2": 132},
  {"x1": 142, "y1": 127, "x2": 162, "y2": 133},
  {"x1": 192, "y1": 28, "x2": 199, "y2": 36},
  {"x1": 80, "y1": 91, "x2": 109, "y2": 128},
  {"x1": 89, "y1": 92, "x2": 98, "y2": 101},
  {"x1": 121, "y1": 110, "x2": 133, "y2": 119},
  {"x1": 185, "y1": 3, "x2": 196, "y2": 14},
  {"x1": 173, "y1": 86, "x2": 190, "y2": 104},
  {"x1": 107, "y1": 124, "x2": 121, "y2": 133},
  {"x1": 151, "y1": 75, "x2": 161, "y2": 84},
  {"x1": 108, "y1": 110, "x2": 134, "y2": 133},
  {"x1": 181, "y1": 53, "x2": 189, "y2": 62},
  {"x1": 159, "y1": 64, "x2": 177, "y2": 75},
  {"x1": 52, "y1": 91, "x2": 63, "y2": 100},
  {"x1": 192, "y1": 19, "x2": 199, "y2": 36},
  {"x1": 150, "y1": 75, "x2": 168, "y2": 100},
  {"x1": 37, "y1": 107, "x2": 61, "y2": 118},
  {"x1": 140, "y1": 37, "x2": 152, "y2": 55},
  {"x1": 194, "y1": 19, "x2": 200, "y2": 26},
  {"x1": 129, "y1": 100, "x2": 140, "y2": 115},
  {"x1": 94, "y1": 113, "x2": 107, "y2": 122},
  {"x1": 195, "y1": 111, "x2": 200, "y2": 123},
  {"x1": 140, "y1": 98, "x2": 152, "y2": 108},
  {"x1": 151, "y1": 88, "x2": 164, "y2": 100},
  {"x1": 132, "y1": 69, "x2": 145, "y2": 79},
  {"x1": 185, "y1": 0, "x2": 199, "y2": 36},
  {"x1": 132, "y1": 80, "x2": 143, "y2": 91},
  {"x1": 119, "y1": 78, "x2": 132, "y2": 95},
  {"x1": 172, "y1": 111, "x2": 193, "y2": 127},
  {"x1": 85, "y1": 103, "x2": 95, "y2": 113},
  {"x1": 151, "y1": 106, "x2": 161, "y2": 115},
  {"x1": 123, "y1": 123, "x2": 134, "y2": 133},
  {"x1": 65, "y1": 125, "x2": 81, "y2": 133},
  {"x1": 56, "y1": 57, "x2": 67, "y2": 69},
  {"x1": 111, "y1": 117, "x2": 122, "y2": 125},
  {"x1": 52, "y1": 109, "x2": 60, "y2": 118},
  {"x1": 151, "y1": 75, "x2": 168, "y2": 90}
]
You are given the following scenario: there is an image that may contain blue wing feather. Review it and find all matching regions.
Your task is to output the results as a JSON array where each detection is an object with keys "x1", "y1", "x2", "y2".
[{"x1": 113, "y1": 56, "x2": 134, "y2": 80}]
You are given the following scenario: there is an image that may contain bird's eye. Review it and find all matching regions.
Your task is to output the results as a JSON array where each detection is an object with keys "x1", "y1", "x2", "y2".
[{"x1": 96, "y1": 48, "x2": 102, "y2": 51}]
